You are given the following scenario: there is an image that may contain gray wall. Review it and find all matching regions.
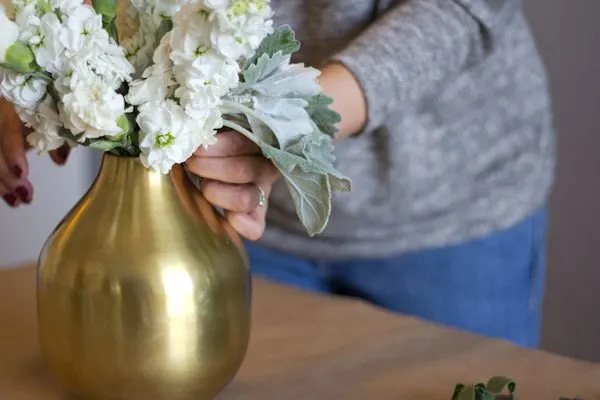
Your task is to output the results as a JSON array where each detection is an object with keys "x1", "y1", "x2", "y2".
[{"x1": 524, "y1": 0, "x2": 600, "y2": 361}]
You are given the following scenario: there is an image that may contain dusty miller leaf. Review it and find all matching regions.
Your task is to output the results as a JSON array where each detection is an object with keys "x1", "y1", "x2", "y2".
[
  {"x1": 223, "y1": 118, "x2": 351, "y2": 236},
  {"x1": 244, "y1": 25, "x2": 300, "y2": 69},
  {"x1": 305, "y1": 93, "x2": 341, "y2": 138},
  {"x1": 260, "y1": 144, "x2": 350, "y2": 236},
  {"x1": 241, "y1": 51, "x2": 290, "y2": 86},
  {"x1": 252, "y1": 96, "x2": 313, "y2": 149},
  {"x1": 239, "y1": 51, "x2": 321, "y2": 98}
]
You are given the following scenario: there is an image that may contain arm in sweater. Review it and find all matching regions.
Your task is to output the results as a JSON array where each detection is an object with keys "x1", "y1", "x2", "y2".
[{"x1": 321, "y1": 0, "x2": 523, "y2": 138}]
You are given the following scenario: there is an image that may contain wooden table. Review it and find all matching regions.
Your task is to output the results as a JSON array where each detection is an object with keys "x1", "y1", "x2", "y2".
[{"x1": 1, "y1": 264, "x2": 599, "y2": 399}]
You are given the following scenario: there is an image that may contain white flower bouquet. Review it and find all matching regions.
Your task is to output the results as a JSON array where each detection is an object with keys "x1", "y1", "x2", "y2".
[{"x1": 0, "y1": 0, "x2": 351, "y2": 235}]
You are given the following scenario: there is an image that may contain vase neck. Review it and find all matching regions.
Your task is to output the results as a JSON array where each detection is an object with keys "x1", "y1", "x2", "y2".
[{"x1": 95, "y1": 154, "x2": 169, "y2": 190}]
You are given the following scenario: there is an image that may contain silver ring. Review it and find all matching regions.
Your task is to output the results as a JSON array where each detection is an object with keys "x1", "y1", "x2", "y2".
[{"x1": 255, "y1": 184, "x2": 266, "y2": 208}]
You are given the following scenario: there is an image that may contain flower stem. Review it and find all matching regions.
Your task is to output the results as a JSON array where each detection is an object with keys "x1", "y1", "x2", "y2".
[
  {"x1": 222, "y1": 100, "x2": 264, "y2": 122},
  {"x1": 222, "y1": 119, "x2": 258, "y2": 144}
]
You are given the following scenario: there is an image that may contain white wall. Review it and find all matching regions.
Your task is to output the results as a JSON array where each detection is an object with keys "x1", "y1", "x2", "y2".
[{"x1": 0, "y1": 149, "x2": 97, "y2": 267}]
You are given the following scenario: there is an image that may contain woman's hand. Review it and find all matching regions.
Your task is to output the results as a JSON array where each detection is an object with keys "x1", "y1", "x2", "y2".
[
  {"x1": 0, "y1": 99, "x2": 70, "y2": 207},
  {"x1": 185, "y1": 130, "x2": 279, "y2": 241}
]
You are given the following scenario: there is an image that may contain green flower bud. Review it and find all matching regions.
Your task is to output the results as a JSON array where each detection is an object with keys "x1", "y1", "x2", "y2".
[
  {"x1": 36, "y1": 0, "x2": 52, "y2": 15},
  {"x1": 113, "y1": 114, "x2": 130, "y2": 138},
  {"x1": 92, "y1": 0, "x2": 117, "y2": 22},
  {"x1": 4, "y1": 42, "x2": 36, "y2": 73}
]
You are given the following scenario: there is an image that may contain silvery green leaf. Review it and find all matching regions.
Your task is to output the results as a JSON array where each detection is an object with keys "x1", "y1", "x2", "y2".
[
  {"x1": 247, "y1": 115, "x2": 277, "y2": 147},
  {"x1": 262, "y1": 143, "x2": 350, "y2": 235},
  {"x1": 242, "y1": 51, "x2": 290, "y2": 86},
  {"x1": 281, "y1": 168, "x2": 332, "y2": 236},
  {"x1": 223, "y1": 118, "x2": 351, "y2": 235},
  {"x1": 253, "y1": 96, "x2": 313, "y2": 149},
  {"x1": 305, "y1": 93, "x2": 341, "y2": 138},
  {"x1": 244, "y1": 25, "x2": 300, "y2": 69},
  {"x1": 251, "y1": 63, "x2": 322, "y2": 98}
]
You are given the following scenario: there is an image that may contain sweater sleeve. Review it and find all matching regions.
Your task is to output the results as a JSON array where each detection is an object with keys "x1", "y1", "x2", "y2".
[{"x1": 330, "y1": 0, "x2": 523, "y2": 134}]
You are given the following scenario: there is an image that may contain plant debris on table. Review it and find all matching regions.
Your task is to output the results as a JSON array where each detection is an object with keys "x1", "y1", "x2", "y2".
[{"x1": 451, "y1": 376, "x2": 587, "y2": 399}]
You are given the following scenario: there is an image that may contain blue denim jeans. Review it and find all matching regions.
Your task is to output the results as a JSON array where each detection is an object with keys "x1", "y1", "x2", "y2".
[{"x1": 246, "y1": 208, "x2": 548, "y2": 348}]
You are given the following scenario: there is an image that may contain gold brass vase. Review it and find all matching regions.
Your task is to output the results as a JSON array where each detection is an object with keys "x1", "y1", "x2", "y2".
[{"x1": 36, "y1": 153, "x2": 251, "y2": 400}]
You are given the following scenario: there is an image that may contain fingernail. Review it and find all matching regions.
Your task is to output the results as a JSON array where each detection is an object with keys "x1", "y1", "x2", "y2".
[
  {"x1": 3, "y1": 193, "x2": 18, "y2": 207},
  {"x1": 57, "y1": 147, "x2": 69, "y2": 163},
  {"x1": 12, "y1": 165, "x2": 23, "y2": 178},
  {"x1": 15, "y1": 186, "x2": 30, "y2": 203}
]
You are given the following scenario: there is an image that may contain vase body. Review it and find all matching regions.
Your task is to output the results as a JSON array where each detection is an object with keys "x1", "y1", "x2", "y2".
[{"x1": 36, "y1": 154, "x2": 251, "y2": 400}]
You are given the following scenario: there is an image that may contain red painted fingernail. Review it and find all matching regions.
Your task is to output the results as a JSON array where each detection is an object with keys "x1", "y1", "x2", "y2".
[
  {"x1": 12, "y1": 165, "x2": 23, "y2": 178},
  {"x1": 57, "y1": 146, "x2": 69, "y2": 163},
  {"x1": 15, "y1": 186, "x2": 30, "y2": 203},
  {"x1": 3, "y1": 194, "x2": 18, "y2": 207}
]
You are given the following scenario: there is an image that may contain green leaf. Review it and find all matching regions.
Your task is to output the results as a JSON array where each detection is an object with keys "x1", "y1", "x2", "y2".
[
  {"x1": 223, "y1": 119, "x2": 351, "y2": 236},
  {"x1": 156, "y1": 19, "x2": 173, "y2": 44},
  {"x1": 92, "y1": 0, "x2": 117, "y2": 20},
  {"x1": 261, "y1": 143, "x2": 335, "y2": 236},
  {"x1": 105, "y1": 19, "x2": 119, "y2": 43},
  {"x1": 239, "y1": 51, "x2": 321, "y2": 98},
  {"x1": 88, "y1": 139, "x2": 122, "y2": 152},
  {"x1": 244, "y1": 25, "x2": 300, "y2": 69},
  {"x1": 280, "y1": 167, "x2": 332, "y2": 236},
  {"x1": 242, "y1": 51, "x2": 289, "y2": 86},
  {"x1": 485, "y1": 376, "x2": 516, "y2": 395},
  {"x1": 36, "y1": 0, "x2": 51, "y2": 15},
  {"x1": 252, "y1": 96, "x2": 313, "y2": 149},
  {"x1": 305, "y1": 93, "x2": 341, "y2": 138}
]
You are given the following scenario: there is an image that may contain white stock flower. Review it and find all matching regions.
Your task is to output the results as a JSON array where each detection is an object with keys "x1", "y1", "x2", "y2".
[
  {"x1": 185, "y1": 106, "x2": 222, "y2": 150},
  {"x1": 202, "y1": 0, "x2": 228, "y2": 10},
  {"x1": 209, "y1": 0, "x2": 273, "y2": 60},
  {"x1": 0, "y1": 68, "x2": 47, "y2": 110},
  {"x1": 126, "y1": 64, "x2": 176, "y2": 105},
  {"x1": 84, "y1": 42, "x2": 135, "y2": 88},
  {"x1": 0, "y1": 4, "x2": 20, "y2": 64},
  {"x1": 50, "y1": 0, "x2": 82, "y2": 15},
  {"x1": 126, "y1": 32, "x2": 176, "y2": 105},
  {"x1": 14, "y1": 105, "x2": 36, "y2": 127},
  {"x1": 175, "y1": 67, "x2": 239, "y2": 112},
  {"x1": 12, "y1": 0, "x2": 37, "y2": 24},
  {"x1": 60, "y1": 70, "x2": 125, "y2": 140},
  {"x1": 137, "y1": 100, "x2": 198, "y2": 174},
  {"x1": 21, "y1": 13, "x2": 66, "y2": 74},
  {"x1": 59, "y1": 5, "x2": 108, "y2": 53},
  {"x1": 169, "y1": 10, "x2": 240, "y2": 109},
  {"x1": 170, "y1": 4, "x2": 213, "y2": 66},
  {"x1": 153, "y1": 0, "x2": 189, "y2": 21},
  {"x1": 25, "y1": 97, "x2": 66, "y2": 153}
]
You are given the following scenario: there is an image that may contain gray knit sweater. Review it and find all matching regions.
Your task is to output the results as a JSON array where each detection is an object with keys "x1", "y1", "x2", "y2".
[{"x1": 259, "y1": 0, "x2": 556, "y2": 259}]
